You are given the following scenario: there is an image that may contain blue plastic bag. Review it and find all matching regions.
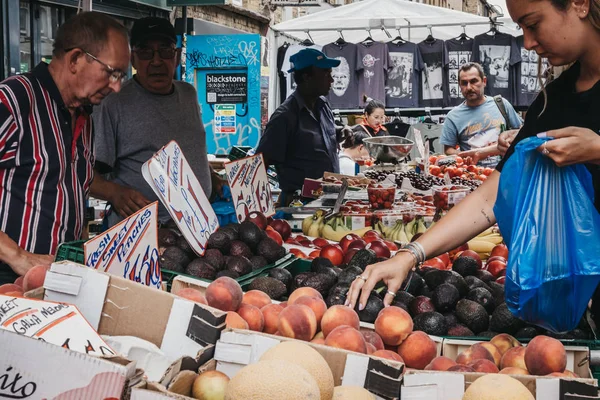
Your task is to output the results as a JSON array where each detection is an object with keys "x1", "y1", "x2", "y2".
[{"x1": 494, "y1": 137, "x2": 600, "y2": 333}]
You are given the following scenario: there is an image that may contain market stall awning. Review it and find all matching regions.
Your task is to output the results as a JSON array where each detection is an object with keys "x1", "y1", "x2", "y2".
[{"x1": 271, "y1": 0, "x2": 520, "y2": 45}]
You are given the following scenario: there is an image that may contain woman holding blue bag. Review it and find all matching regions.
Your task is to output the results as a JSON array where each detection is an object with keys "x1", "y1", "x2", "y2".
[{"x1": 347, "y1": 0, "x2": 600, "y2": 333}]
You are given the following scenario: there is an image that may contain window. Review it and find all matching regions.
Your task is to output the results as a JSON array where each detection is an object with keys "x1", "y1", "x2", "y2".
[{"x1": 19, "y1": 1, "x2": 31, "y2": 74}]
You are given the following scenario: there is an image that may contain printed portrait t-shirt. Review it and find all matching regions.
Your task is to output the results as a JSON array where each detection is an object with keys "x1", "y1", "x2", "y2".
[
  {"x1": 418, "y1": 39, "x2": 448, "y2": 108},
  {"x1": 323, "y1": 42, "x2": 360, "y2": 109},
  {"x1": 356, "y1": 42, "x2": 390, "y2": 107},
  {"x1": 385, "y1": 41, "x2": 424, "y2": 108},
  {"x1": 281, "y1": 44, "x2": 323, "y2": 100},
  {"x1": 445, "y1": 38, "x2": 474, "y2": 107},
  {"x1": 515, "y1": 35, "x2": 549, "y2": 107}
]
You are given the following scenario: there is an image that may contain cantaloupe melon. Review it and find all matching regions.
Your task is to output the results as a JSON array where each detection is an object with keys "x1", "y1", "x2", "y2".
[
  {"x1": 462, "y1": 374, "x2": 534, "y2": 400},
  {"x1": 260, "y1": 341, "x2": 334, "y2": 400},
  {"x1": 225, "y1": 360, "x2": 320, "y2": 400},
  {"x1": 332, "y1": 386, "x2": 375, "y2": 400}
]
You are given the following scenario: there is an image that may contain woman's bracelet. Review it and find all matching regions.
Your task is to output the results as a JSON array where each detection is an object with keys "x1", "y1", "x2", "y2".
[{"x1": 400, "y1": 242, "x2": 426, "y2": 266}]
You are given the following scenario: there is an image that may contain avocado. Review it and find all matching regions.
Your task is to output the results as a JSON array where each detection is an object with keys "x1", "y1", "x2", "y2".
[
  {"x1": 303, "y1": 273, "x2": 337, "y2": 297},
  {"x1": 448, "y1": 324, "x2": 475, "y2": 337},
  {"x1": 455, "y1": 299, "x2": 489, "y2": 334},
  {"x1": 158, "y1": 228, "x2": 178, "y2": 247},
  {"x1": 311, "y1": 257, "x2": 335, "y2": 274},
  {"x1": 418, "y1": 285, "x2": 433, "y2": 298},
  {"x1": 445, "y1": 271, "x2": 469, "y2": 298},
  {"x1": 256, "y1": 238, "x2": 286, "y2": 263},
  {"x1": 515, "y1": 326, "x2": 539, "y2": 339},
  {"x1": 478, "y1": 331, "x2": 499, "y2": 338},
  {"x1": 177, "y1": 236, "x2": 195, "y2": 257},
  {"x1": 326, "y1": 291, "x2": 347, "y2": 308},
  {"x1": 216, "y1": 270, "x2": 239, "y2": 279},
  {"x1": 207, "y1": 230, "x2": 232, "y2": 254},
  {"x1": 159, "y1": 257, "x2": 184, "y2": 273},
  {"x1": 452, "y1": 256, "x2": 479, "y2": 277},
  {"x1": 475, "y1": 270, "x2": 495, "y2": 283},
  {"x1": 413, "y1": 311, "x2": 448, "y2": 336},
  {"x1": 164, "y1": 219, "x2": 179, "y2": 230},
  {"x1": 239, "y1": 220, "x2": 264, "y2": 250},
  {"x1": 347, "y1": 249, "x2": 377, "y2": 270},
  {"x1": 186, "y1": 259, "x2": 217, "y2": 280},
  {"x1": 292, "y1": 272, "x2": 318, "y2": 290},
  {"x1": 432, "y1": 283, "x2": 460, "y2": 312},
  {"x1": 392, "y1": 291, "x2": 415, "y2": 310},
  {"x1": 489, "y1": 303, "x2": 524, "y2": 335},
  {"x1": 405, "y1": 273, "x2": 425, "y2": 296},
  {"x1": 229, "y1": 240, "x2": 253, "y2": 259},
  {"x1": 220, "y1": 224, "x2": 240, "y2": 241},
  {"x1": 226, "y1": 255, "x2": 253, "y2": 276},
  {"x1": 332, "y1": 267, "x2": 343, "y2": 275},
  {"x1": 250, "y1": 255, "x2": 269, "y2": 270},
  {"x1": 163, "y1": 246, "x2": 192, "y2": 267},
  {"x1": 248, "y1": 276, "x2": 287, "y2": 300},
  {"x1": 203, "y1": 249, "x2": 225, "y2": 271},
  {"x1": 355, "y1": 294, "x2": 384, "y2": 323},
  {"x1": 424, "y1": 270, "x2": 451, "y2": 290},
  {"x1": 409, "y1": 296, "x2": 436, "y2": 317},
  {"x1": 337, "y1": 266, "x2": 364, "y2": 286},
  {"x1": 268, "y1": 268, "x2": 293, "y2": 291},
  {"x1": 465, "y1": 276, "x2": 487, "y2": 292},
  {"x1": 328, "y1": 283, "x2": 350, "y2": 297},
  {"x1": 224, "y1": 223, "x2": 240, "y2": 235},
  {"x1": 486, "y1": 282, "x2": 506, "y2": 306},
  {"x1": 444, "y1": 312, "x2": 458, "y2": 328},
  {"x1": 466, "y1": 287, "x2": 496, "y2": 314}
]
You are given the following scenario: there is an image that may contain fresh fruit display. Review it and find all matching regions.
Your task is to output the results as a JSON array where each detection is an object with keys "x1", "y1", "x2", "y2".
[
  {"x1": 373, "y1": 215, "x2": 427, "y2": 244},
  {"x1": 432, "y1": 185, "x2": 470, "y2": 210},
  {"x1": 322, "y1": 175, "x2": 375, "y2": 188},
  {"x1": 366, "y1": 184, "x2": 396, "y2": 210},
  {"x1": 166, "y1": 369, "x2": 230, "y2": 398}
]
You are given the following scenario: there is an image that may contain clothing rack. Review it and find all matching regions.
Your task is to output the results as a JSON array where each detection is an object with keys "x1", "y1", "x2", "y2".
[{"x1": 333, "y1": 107, "x2": 453, "y2": 116}]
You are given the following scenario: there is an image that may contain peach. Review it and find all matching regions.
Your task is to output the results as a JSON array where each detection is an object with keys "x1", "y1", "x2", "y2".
[
  {"x1": 288, "y1": 287, "x2": 323, "y2": 304},
  {"x1": 372, "y1": 350, "x2": 404, "y2": 363},
  {"x1": 548, "y1": 370, "x2": 578, "y2": 378},
  {"x1": 277, "y1": 304, "x2": 317, "y2": 341},
  {"x1": 205, "y1": 277, "x2": 243, "y2": 312},
  {"x1": 360, "y1": 329, "x2": 385, "y2": 351},
  {"x1": 13, "y1": 276, "x2": 24, "y2": 288},
  {"x1": 425, "y1": 356, "x2": 457, "y2": 371},
  {"x1": 294, "y1": 296, "x2": 327, "y2": 330},
  {"x1": 325, "y1": 325, "x2": 367, "y2": 354},
  {"x1": 499, "y1": 367, "x2": 529, "y2": 375},
  {"x1": 448, "y1": 365, "x2": 475, "y2": 372},
  {"x1": 4, "y1": 291, "x2": 23, "y2": 297},
  {"x1": 237, "y1": 303, "x2": 264, "y2": 332},
  {"x1": 280, "y1": 301, "x2": 288, "y2": 308},
  {"x1": 490, "y1": 333, "x2": 522, "y2": 355},
  {"x1": 313, "y1": 331, "x2": 324, "y2": 341},
  {"x1": 397, "y1": 331, "x2": 437, "y2": 370},
  {"x1": 501, "y1": 346, "x2": 527, "y2": 370},
  {"x1": 0, "y1": 284, "x2": 22, "y2": 295},
  {"x1": 261, "y1": 304, "x2": 283, "y2": 334},
  {"x1": 311, "y1": 337, "x2": 326, "y2": 345},
  {"x1": 469, "y1": 359, "x2": 499, "y2": 373},
  {"x1": 524, "y1": 335, "x2": 566, "y2": 376},
  {"x1": 242, "y1": 290, "x2": 271, "y2": 309},
  {"x1": 456, "y1": 343, "x2": 494, "y2": 365},
  {"x1": 226, "y1": 312, "x2": 249, "y2": 330},
  {"x1": 374, "y1": 306, "x2": 413, "y2": 346},
  {"x1": 366, "y1": 343, "x2": 376, "y2": 354},
  {"x1": 23, "y1": 265, "x2": 49, "y2": 292},
  {"x1": 479, "y1": 342, "x2": 502, "y2": 368},
  {"x1": 321, "y1": 305, "x2": 360, "y2": 338},
  {"x1": 176, "y1": 288, "x2": 207, "y2": 305}
]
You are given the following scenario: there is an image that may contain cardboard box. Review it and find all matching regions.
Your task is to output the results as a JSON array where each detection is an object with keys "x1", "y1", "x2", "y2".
[
  {"x1": 214, "y1": 328, "x2": 405, "y2": 399},
  {"x1": 43, "y1": 261, "x2": 226, "y2": 363},
  {"x1": 0, "y1": 328, "x2": 134, "y2": 399}
]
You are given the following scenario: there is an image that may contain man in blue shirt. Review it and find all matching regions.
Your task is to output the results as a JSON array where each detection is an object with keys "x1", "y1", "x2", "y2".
[
  {"x1": 440, "y1": 62, "x2": 522, "y2": 168},
  {"x1": 258, "y1": 49, "x2": 349, "y2": 205}
]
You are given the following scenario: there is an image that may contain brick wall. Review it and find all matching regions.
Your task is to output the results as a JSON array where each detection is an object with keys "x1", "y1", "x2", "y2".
[{"x1": 174, "y1": 5, "x2": 282, "y2": 35}]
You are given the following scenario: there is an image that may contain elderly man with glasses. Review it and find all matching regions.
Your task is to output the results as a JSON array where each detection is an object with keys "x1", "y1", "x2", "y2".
[
  {"x1": 0, "y1": 12, "x2": 130, "y2": 284},
  {"x1": 92, "y1": 17, "x2": 216, "y2": 228}
]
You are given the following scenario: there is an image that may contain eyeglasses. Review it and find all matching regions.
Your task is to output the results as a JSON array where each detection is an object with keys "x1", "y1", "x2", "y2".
[
  {"x1": 134, "y1": 47, "x2": 177, "y2": 61},
  {"x1": 82, "y1": 50, "x2": 127, "y2": 84}
]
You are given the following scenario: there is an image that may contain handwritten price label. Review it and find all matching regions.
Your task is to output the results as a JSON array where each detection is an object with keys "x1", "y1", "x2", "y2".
[
  {"x1": 142, "y1": 141, "x2": 219, "y2": 256},
  {"x1": 225, "y1": 153, "x2": 275, "y2": 222},
  {"x1": 84, "y1": 202, "x2": 162, "y2": 289}
]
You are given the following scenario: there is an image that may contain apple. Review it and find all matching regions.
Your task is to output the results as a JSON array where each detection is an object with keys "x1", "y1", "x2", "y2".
[
  {"x1": 348, "y1": 239, "x2": 367, "y2": 251},
  {"x1": 343, "y1": 248, "x2": 359, "y2": 264},
  {"x1": 340, "y1": 234, "x2": 361, "y2": 253},
  {"x1": 383, "y1": 240, "x2": 399, "y2": 252},
  {"x1": 491, "y1": 244, "x2": 509, "y2": 259},
  {"x1": 422, "y1": 257, "x2": 446, "y2": 270},
  {"x1": 437, "y1": 252, "x2": 451, "y2": 268},
  {"x1": 298, "y1": 239, "x2": 312, "y2": 247},
  {"x1": 411, "y1": 232, "x2": 424, "y2": 242},
  {"x1": 309, "y1": 250, "x2": 321, "y2": 259},
  {"x1": 366, "y1": 240, "x2": 391, "y2": 259},
  {"x1": 320, "y1": 244, "x2": 344, "y2": 266},
  {"x1": 312, "y1": 238, "x2": 330, "y2": 249},
  {"x1": 265, "y1": 227, "x2": 283, "y2": 246},
  {"x1": 270, "y1": 219, "x2": 292, "y2": 240},
  {"x1": 495, "y1": 276, "x2": 506, "y2": 284},
  {"x1": 487, "y1": 256, "x2": 507, "y2": 264},
  {"x1": 449, "y1": 244, "x2": 469, "y2": 260},
  {"x1": 247, "y1": 211, "x2": 268, "y2": 230},
  {"x1": 289, "y1": 248, "x2": 307, "y2": 258},
  {"x1": 487, "y1": 260, "x2": 507, "y2": 278}
]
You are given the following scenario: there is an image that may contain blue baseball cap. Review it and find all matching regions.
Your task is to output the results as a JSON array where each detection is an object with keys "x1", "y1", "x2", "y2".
[{"x1": 288, "y1": 48, "x2": 341, "y2": 73}]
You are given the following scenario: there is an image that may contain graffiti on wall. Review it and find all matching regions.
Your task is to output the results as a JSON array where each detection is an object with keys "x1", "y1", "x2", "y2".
[{"x1": 184, "y1": 35, "x2": 261, "y2": 155}]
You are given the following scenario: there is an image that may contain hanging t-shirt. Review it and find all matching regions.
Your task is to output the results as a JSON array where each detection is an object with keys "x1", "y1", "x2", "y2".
[
  {"x1": 281, "y1": 44, "x2": 323, "y2": 100},
  {"x1": 323, "y1": 42, "x2": 360, "y2": 109},
  {"x1": 515, "y1": 35, "x2": 549, "y2": 107},
  {"x1": 445, "y1": 38, "x2": 474, "y2": 107},
  {"x1": 418, "y1": 40, "x2": 448, "y2": 108},
  {"x1": 472, "y1": 32, "x2": 521, "y2": 103},
  {"x1": 385, "y1": 41, "x2": 424, "y2": 108},
  {"x1": 356, "y1": 42, "x2": 390, "y2": 107}
]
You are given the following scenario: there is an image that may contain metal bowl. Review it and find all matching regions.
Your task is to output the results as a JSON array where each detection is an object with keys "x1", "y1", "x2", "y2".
[{"x1": 363, "y1": 136, "x2": 415, "y2": 164}]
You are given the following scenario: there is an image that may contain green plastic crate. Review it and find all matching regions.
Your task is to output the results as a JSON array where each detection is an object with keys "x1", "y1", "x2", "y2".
[{"x1": 55, "y1": 240, "x2": 86, "y2": 264}]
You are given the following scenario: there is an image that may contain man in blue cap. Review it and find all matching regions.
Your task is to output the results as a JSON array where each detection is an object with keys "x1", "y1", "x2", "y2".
[{"x1": 257, "y1": 48, "x2": 350, "y2": 206}]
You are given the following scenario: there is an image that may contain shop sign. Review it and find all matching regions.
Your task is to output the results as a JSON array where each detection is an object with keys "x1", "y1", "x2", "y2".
[
  {"x1": 214, "y1": 104, "x2": 237, "y2": 135},
  {"x1": 84, "y1": 202, "x2": 161, "y2": 289},
  {"x1": 225, "y1": 153, "x2": 275, "y2": 222},
  {"x1": 206, "y1": 73, "x2": 247, "y2": 104},
  {"x1": 0, "y1": 295, "x2": 115, "y2": 357},
  {"x1": 142, "y1": 141, "x2": 219, "y2": 256}
]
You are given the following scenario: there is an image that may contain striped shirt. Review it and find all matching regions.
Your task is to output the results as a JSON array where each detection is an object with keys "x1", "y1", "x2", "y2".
[{"x1": 0, "y1": 63, "x2": 94, "y2": 281}]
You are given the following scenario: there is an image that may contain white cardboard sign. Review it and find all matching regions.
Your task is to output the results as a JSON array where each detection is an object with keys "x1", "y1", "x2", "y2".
[
  {"x1": 84, "y1": 202, "x2": 161, "y2": 289},
  {"x1": 142, "y1": 140, "x2": 219, "y2": 256},
  {"x1": 0, "y1": 295, "x2": 115, "y2": 357},
  {"x1": 224, "y1": 153, "x2": 275, "y2": 222}
]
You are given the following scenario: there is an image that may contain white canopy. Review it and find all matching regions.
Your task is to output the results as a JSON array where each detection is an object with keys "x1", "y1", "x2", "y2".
[{"x1": 271, "y1": 0, "x2": 520, "y2": 45}]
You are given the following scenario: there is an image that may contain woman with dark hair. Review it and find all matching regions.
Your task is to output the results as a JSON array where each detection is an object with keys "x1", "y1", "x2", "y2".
[
  {"x1": 339, "y1": 130, "x2": 370, "y2": 176},
  {"x1": 347, "y1": 0, "x2": 600, "y2": 327},
  {"x1": 353, "y1": 98, "x2": 388, "y2": 137}
]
